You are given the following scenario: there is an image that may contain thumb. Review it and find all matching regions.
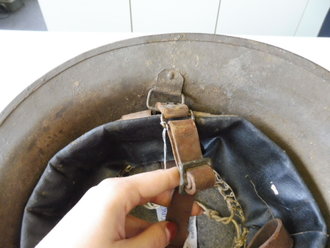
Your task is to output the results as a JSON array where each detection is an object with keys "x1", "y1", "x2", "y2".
[{"x1": 118, "y1": 221, "x2": 177, "y2": 248}]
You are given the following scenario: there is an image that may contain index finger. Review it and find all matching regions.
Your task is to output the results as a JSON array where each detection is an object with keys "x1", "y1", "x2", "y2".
[{"x1": 121, "y1": 167, "x2": 180, "y2": 213}]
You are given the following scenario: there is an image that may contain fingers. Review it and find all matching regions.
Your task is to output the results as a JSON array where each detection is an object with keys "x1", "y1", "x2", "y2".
[
  {"x1": 97, "y1": 168, "x2": 202, "y2": 216},
  {"x1": 125, "y1": 215, "x2": 152, "y2": 238},
  {"x1": 149, "y1": 189, "x2": 175, "y2": 206},
  {"x1": 128, "y1": 167, "x2": 180, "y2": 203},
  {"x1": 101, "y1": 167, "x2": 180, "y2": 213},
  {"x1": 191, "y1": 202, "x2": 203, "y2": 216},
  {"x1": 116, "y1": 221, "x2": 176, "y2": 248}
]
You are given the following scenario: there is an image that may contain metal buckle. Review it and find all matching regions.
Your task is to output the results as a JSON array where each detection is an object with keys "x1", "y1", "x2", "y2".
[
  {"x1": 178, "y1": 158, "x2": 212, "y2": 194},
  {"x1": 146, "y1": 88, "x2": 185, "y2": 111}
]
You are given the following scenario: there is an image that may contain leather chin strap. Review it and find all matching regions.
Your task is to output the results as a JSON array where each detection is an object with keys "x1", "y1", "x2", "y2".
[
  {"x1": 156, "y1": 102, "x2": 216, "y2": 248},
  {"x1": 121, "y1": 103, "x2": 294, "y2": 248}
]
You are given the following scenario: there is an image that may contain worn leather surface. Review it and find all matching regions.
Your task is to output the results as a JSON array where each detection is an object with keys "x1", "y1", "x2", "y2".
[
  {"x1": 161, "y1": 105, "x2": 216, "y2": 247},
  {"x1": 247, "y1": 219, "x2": 293, "y2": 248},
  {"x1": 167, "y1": 119, "x2": 202, "y2": 164},
  {"x1": 20, "y1": 115, "x2": 327, "y2": 248},
  {"x1": 165, "y1": 117, "x2": 200, "y2": 246},
  {"x1": 166, "y1": 190, "x2": 195, "y2": 248}
]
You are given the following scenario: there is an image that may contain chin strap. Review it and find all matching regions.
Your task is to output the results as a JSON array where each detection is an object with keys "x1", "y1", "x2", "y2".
[{"x1": 155, "y1": 102, "x2": 216, "y2": 248}]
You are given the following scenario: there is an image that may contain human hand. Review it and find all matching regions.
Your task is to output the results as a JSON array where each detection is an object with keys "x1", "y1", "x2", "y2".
[{"x1": 36, "y1": 167, "x2": 202, "y2": 248}]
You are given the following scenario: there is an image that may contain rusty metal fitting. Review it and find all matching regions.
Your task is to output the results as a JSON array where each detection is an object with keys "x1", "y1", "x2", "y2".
[
  {"x1": 146, "y1": 88, "x2": 185, "y2": 111},
  {"x1": 185, "y1": 165, "x2": 216, "y2": 195},
  {"x1": 178, "y1": 158, "x2": 215, "y2": 194}
]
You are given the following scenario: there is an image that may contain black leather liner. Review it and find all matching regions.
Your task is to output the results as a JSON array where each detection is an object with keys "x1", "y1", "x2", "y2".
[{"x1": 20, "y1": 115, "x2": 327, "y2": 248}]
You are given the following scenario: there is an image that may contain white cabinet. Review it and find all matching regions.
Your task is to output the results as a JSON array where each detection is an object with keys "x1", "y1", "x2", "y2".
[
  {"x1": 216, "y1": 0, "x2": 308, "y2": 36},
  {"x1": 216, "y1": 0, "x2": 330, "y2": 36},
  {"x1": 295, "y1": 0, "x2": 330, "y2": 36},
  {"x1": 38, "y1": 0, "x2": 131, "y2": 32},
  {"x1": 38, "y1": 0, "x2": 329, "y2": 36},
  {"x1": 131, "y1": 0, "x2": 219, "y2": 33}
]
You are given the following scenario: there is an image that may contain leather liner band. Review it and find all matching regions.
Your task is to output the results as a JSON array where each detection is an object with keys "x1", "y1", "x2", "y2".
[{"x1": 247, "y1": 219, "x2": 293, "y2": 248}]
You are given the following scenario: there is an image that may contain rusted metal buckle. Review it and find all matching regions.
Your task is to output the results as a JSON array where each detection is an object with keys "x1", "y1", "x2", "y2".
[
  {"x1": 146, "y1": 88, "x2": 185, "y2": 111},
  {"x1": 178, "y1": 158, "x2": 212, "y2": 194},
  {"x1": 146, "y1": 68, "x2": 185, "y2": 111}
]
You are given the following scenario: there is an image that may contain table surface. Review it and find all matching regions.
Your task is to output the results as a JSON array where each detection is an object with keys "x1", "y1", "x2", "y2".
[{"x1": 0, "y1": 31, "x2": 329, "y2": 113}]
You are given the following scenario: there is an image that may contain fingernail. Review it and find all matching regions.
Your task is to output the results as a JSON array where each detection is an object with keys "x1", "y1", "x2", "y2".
[{"x1": 165, "y1": 222, "x2": 177, "y2": 242}]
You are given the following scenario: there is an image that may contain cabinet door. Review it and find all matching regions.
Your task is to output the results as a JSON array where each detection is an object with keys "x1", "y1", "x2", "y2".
[
  {"x1": 131, "y1": 0, "x2": 220, "y2": 33},
  {"x1": 295, "y1": 0, "x2": 330, "y2": 36},
  {"x1": 38, "y1": 0, "x2": 131, "y2": 31},
  {"x1": 216, "y1": 0, "x2": 309, "y2": 36}
]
